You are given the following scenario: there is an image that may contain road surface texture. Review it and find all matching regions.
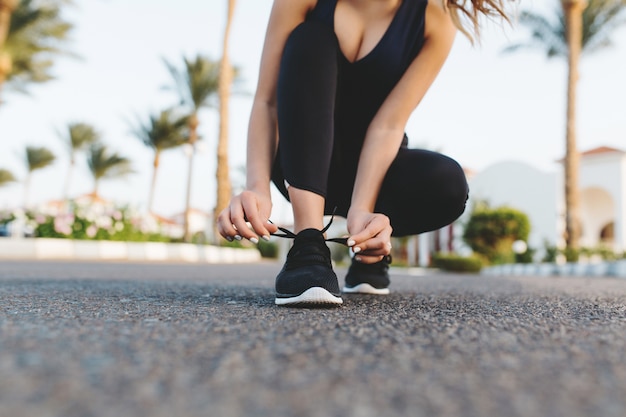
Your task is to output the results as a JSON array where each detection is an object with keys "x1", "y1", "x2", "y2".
[{"x1": 1, "y1": 260, "x2": 625, "y2": 417}]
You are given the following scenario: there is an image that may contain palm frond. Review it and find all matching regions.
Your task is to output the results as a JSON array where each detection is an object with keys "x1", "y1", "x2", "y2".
[
  {"x1": 60, "y1": 122, "x2": 100, "y2": 152},
  {"x1": 5, "y1": 0, "x2": 74, "y2": 93},
  {"x1": 0, "y1": 168, "x2": 16, "y2": 186},
  {"x1": 163, "y1": 55, "x2": 220, "y2": 111},
  {"x1": 581, "y1": 0, "x2": 626, "y2": 54},
  {"x1": 25, "y1": 145, "x2": 55, "y2": 172},
  {"x1": 87, "y1": 143, "x2": 133, "y2": 181},
  {"x1": 505, "y1": 0, "x2": 626, "y2": 58},
  {"x1": 131, "y1": 109, "x2": 190, "y2": 151},
  {"x1": 504, "y1": 9, "x2": 567, "y2": 58}
]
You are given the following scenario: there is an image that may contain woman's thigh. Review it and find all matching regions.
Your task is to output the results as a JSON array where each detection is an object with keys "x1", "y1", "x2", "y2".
[{"x1": 374, "y1": 148, "x2": 469, "y2": 236}]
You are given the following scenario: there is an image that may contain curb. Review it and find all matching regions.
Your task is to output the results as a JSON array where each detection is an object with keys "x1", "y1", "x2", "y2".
[
  {"x1": 482, "y1": 260, "x2": 626, "y2": 278},
  {"x1": 0, "y1": 238, "x2": 261, "y2": 264}
]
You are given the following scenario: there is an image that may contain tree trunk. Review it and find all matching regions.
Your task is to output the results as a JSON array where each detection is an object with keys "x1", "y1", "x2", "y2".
[
  {"x1": 93, "y1": 179, "x2": 100, "y2": 199},
  {"x1": 0, "y1": 0, "x2": 17, "y2": 45},
  {"x1": 0, "y1": 0, "x2": 18, "y2": 103},
  {"x1": 148, "y1": 151, "x2": 161, "y2": 214},
  {"x1": 63, "y1": 157, "x2": 75, "y2": 201},
  {"x1": 23, "y1": 172, "x2": 30, "y2": 208},
  {"x1": 183, "y1": 113, "x2": 199, "y2": 242},
  {"x1": 214, "y1": 0, "x2": 236, "y2": 241},
  {"x1": 562, "y1": 0, "x2": 586, "y2": 250}
]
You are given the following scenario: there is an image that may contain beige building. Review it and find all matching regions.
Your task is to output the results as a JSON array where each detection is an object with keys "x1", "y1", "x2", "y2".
[{"x1": 465, "y1": 146, "x2": 626, "y2": 256}]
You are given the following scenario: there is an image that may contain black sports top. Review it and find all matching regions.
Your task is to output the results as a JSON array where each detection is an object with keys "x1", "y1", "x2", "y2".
[{"x1": 306, "y1": 0, "x2": 428, "y2": 147}]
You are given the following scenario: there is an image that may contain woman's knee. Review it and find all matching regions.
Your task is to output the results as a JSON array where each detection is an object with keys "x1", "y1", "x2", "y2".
[
  {"x1": 437, "y1": 155, "x2": 469, "y2": 216},
  {"x1": 281, "y1": 21, "x2": 339, "y2": 66}
]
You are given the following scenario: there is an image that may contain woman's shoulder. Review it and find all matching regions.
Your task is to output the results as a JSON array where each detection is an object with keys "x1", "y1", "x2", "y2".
[
  {"x1": 271, "y1": 0, "x2": 318, "y2": 15},
  {"x1": 426, "y1": 0, "x2": 448, "y2": 12},
  {"x1": 425, "y1": 0, "x2": 456, "y2": 34}
]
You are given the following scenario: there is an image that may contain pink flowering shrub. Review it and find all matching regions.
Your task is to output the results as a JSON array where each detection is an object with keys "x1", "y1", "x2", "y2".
[{"x1": 1, "y1": 203, "x2": 172, "y2": 242}]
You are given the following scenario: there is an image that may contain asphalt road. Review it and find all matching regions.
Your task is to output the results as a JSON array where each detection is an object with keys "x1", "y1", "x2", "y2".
[{"x1": 1, "y1": 260, "x2": 625, "y2": 417}]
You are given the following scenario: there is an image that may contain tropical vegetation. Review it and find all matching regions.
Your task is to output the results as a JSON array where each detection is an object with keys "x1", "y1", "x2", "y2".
[
  {"x1": 0, "y1": 202, "x2": 171, "y2": 242},
  {"x1": 0, "y1": 1, "x2": 248, "y2": 247},
  {"x1": 23, "y1": 145, "x2": 55, "y2": 207},
  {"x1": 0, "y1": 167, "x2": 15, "y2": 187},
  {"x1": 0, "y1": 0, "x2": 73, "y2": 102},
  {"x1": 131, "y1": 109, "x2": 189, "y2": 213},
  {"x1": 59, "y1": 122, "x2": 100, "y2": 199},
  {"x1": 431, "y1": 253, "x2": 484, "y2": 273},
  {"x1": 164, "y1": 55, "x2": 220, "y2": 242},
  {"x1": 505, "y1": 0, "x2": 626, "y2": 250},
  {"x1": 86, "y1": 142, "x2": 133, "y2": 197},
  {"x1": 463, "y1": 205, "x2": 531, "y2": 265},
  {"x1": 216, "y1": 0, "x2": 237, "y2": 233}
]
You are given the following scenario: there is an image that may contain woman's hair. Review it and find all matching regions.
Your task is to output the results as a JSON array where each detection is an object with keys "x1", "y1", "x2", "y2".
[{"x1": 445, "y1": 0, "x2": 513, "y2": 42}]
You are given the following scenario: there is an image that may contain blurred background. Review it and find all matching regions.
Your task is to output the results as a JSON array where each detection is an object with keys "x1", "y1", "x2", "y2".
[{"x1": 0, "y1": 0, "x2": 625, "y2": 266}]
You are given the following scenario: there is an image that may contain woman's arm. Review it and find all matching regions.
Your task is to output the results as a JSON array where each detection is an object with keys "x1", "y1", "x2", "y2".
[
  {"x1": 347, "y1": 0, "x2": 458, "y2": 260},
  {"x1": 218, "y1": 0, "x2": 314, "y2": 241}
]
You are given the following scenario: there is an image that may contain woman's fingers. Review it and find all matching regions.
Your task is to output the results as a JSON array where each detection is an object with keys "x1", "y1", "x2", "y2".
[
  {"x1": 217, "y1": 196, "x2": 240, "y2": 240},
  {"x1": 240, "y1": 192, "x2": 274, "y2": 240},
  {"x1": 217, "y1": 191, "x2": 278, "y2": 243},
  {"x1": 348, "y1": 214, "x2": 392, "y2": 256}
]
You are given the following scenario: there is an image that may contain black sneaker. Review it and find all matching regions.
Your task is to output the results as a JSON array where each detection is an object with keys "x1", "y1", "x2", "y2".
[
  {"x1": 343, "y1": 255, "x2": 392, "y2": 295},
  {"x1": 274, "y1": 228, "x2": 343, "y2": 306}
]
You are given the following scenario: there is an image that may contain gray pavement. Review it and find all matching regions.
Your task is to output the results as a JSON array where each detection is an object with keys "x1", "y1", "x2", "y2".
[{"x1": 1, "y1": 260, "x2": 626, "y2": 417}]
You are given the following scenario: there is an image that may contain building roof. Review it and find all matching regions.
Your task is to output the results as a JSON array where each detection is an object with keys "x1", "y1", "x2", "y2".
[
  {"x1": 581, "y1": 146, "x2": 624, "y2": 157},
  {"x1": 556, "y1": 146, "x2": 625, "y2": 163}
]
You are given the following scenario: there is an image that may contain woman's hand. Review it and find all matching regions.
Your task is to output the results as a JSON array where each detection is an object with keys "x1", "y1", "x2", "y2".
[
  {"x1": 346, "y1": 208, "x2": 393, "y2": 264},
  {"x1": 217, "y1": 190, "x2": 278, "y2": 243}
]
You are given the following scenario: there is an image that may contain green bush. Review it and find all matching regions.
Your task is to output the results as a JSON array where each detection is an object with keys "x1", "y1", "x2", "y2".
[
  {"x1": 542, "y1": 241, "x2": 558, "y2": 263},
  {"x1": 515, "y1": 246, "x2": 536, "y2": 264},
  {"x1": 330, "y1": 244, "x2": 349, "y2": 264},
  {"x1": 257, "y1": 239, "x2": 279, "y2": 258},
  {"x1": 431, "y1": 253, "x2": 483, "y2": 273},
  {"x1": 590, "y1": 246, "x2": 620, "y2": 261},
  {"x1": 562, "y1": 247, "x2": 580, "y2": 262},
  {"x1": 463, "y1": 205, "x2": 530, "y2": 265},
  {"x1": 220, "y1": 239, "x2": 246, "y2": 248}
]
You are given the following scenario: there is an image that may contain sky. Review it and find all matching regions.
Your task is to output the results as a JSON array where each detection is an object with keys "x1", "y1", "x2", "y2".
[{"x1": 0, "y1": 0, "x2": 625, "y2": 218}]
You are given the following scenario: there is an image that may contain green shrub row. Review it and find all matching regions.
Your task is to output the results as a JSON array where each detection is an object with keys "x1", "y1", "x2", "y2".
[{"x1": 431, "y1": 253, "x2": 483, "y2": 273}]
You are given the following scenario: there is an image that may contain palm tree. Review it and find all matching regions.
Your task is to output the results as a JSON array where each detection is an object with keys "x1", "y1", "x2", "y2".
[
  {"x1": 1, "y1": 0, "x2": 73, "y2": 103},
  {"x1": 0, "y1": 167, "x2": 15, "y2": 187},
  {"x1": 59, "y1": 122, "x2": 100, "y2": 199},
  {"x1": 0, "y1": 0, "x2": 19, "y2": 92},
  {"x1": 87, "y1": 143, "x2": 133, "y2": 198},
  {"x1": 505, "y1": 0, "x2": 626, "y2": 250},
  {"x1": 24, "y1": 145, "x2": 55, "y2": 207},
  {"x1": 215, "y1": 0, "x2": 237, "y2": 240},
  {"x1": 131, "y1": 109, "x2": 189, "y2": 213},
  {"x1": 164, "y1": 55, "x2": 220, "y2": 241},
  {"x1": 0, "y1": 0, "x2": 17, "y2": 47}
]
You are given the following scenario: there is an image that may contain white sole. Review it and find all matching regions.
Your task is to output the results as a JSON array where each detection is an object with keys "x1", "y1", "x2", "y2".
[
  {"x1": 342, "y1": 283, "x2": 390, "y2": 295},
  {"x1": 275, "y1": 287, "x2": 343, "y2": 306}
]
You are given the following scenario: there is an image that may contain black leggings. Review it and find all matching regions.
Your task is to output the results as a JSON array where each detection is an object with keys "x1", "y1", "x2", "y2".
[{"x1": 271, "y1": 21, "x2": 469, "y2": 237}]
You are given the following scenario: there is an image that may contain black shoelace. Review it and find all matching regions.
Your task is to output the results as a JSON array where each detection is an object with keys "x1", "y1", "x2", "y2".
[{"x1": 269, "y1": 211, "x2": 349, "y2": 246}]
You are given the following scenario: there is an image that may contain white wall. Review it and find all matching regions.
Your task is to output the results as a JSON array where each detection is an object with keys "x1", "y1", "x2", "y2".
[
  {"x1": 579, "y1": 151, "x2": 625, "y2": 251},
  {"x1": 467, "y1": 161, "x2": 559, "y2": 252}
]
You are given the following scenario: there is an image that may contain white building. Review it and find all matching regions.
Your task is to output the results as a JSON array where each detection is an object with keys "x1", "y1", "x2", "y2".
[{"x1": 465, "y1": 146, "x2": 626, "y2": 255}]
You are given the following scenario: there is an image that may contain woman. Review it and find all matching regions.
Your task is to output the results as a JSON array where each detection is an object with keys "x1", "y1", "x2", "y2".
[{"x1": 217, "y1": 0, "x2": 510, "y2": 306}]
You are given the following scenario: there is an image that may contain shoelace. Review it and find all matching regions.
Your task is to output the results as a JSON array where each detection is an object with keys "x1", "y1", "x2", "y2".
[
  {"x1": 270, "y1": 211, "x2": 349, "y2": 246},
  {"x1": 270, "y1": 214, "x2": 393, "y2": 269}
]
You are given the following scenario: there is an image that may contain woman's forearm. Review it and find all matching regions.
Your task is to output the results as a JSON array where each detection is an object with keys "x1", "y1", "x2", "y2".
[
  {"x1": 246, "y1": 99, "x2": 278, "y2": 195},
  {"x1": 350, "y1": 126, "x2": 406, "y2": 212}
]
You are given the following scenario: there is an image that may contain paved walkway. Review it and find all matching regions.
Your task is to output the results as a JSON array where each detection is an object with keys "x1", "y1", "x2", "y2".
[{"x1": 1, "y1": 260, "x2": 625, "y2": 417}]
